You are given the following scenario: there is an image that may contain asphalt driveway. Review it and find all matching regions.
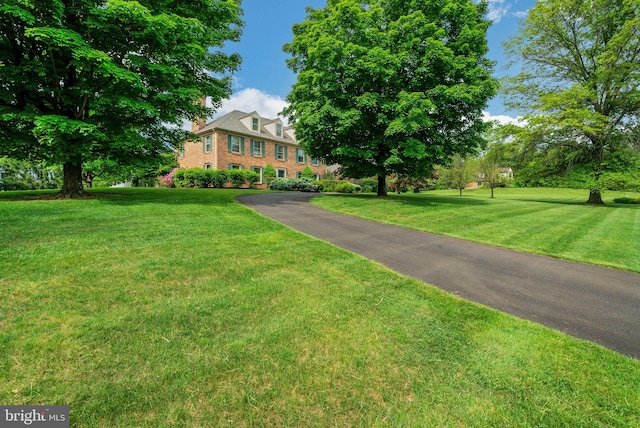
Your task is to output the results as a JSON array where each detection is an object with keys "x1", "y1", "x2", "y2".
[{"x1": 237, "y1": 192, "x2": 640, "y2": 359}]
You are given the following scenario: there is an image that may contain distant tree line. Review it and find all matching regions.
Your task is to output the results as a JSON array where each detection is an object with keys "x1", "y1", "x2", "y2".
[{"x1": 1, "y1": 154, "x2": 178, "y2": 191}]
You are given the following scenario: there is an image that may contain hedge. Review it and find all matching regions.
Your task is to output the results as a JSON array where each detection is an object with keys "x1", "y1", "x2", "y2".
[
  {"x1": 173, "y1": 168, "x2": 258, "y2": 188},
  {"x1": 268, "y1": 177, "x2": 321, "y2": 192}
]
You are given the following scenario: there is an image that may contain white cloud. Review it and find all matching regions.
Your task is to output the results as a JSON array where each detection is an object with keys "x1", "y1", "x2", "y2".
[
  {"x1": 487, "y1": 0, "x2": 511, "y2": 23},
  {"x1": 212, "y1": 88, "x2": 289, "y2": 122},
  {"x1": 483, "y1": 111, "x2": 523, "y2": 126},
  {"x1": 513, "y1": 10, "x2": 529, "y2": 18}
]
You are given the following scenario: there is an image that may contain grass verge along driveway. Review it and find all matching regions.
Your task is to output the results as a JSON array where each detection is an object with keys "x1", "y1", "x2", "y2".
[{"x1": 1, "y1": 188, "x2": 639, "y2": 426}]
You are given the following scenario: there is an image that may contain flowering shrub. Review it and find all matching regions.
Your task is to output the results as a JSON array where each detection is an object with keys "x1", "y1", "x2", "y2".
[
  {"x1": 159, "y1": 167, "x2": 179, "y2": 187},
  {"x1": 268, "y1": 177, "x2": 320, "y2": 192}
]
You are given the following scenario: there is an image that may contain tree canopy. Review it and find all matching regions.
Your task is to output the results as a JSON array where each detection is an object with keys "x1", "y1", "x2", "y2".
[
  {"x1": 283, "y1": 0, "x2": 497, "y2": 196},
  {"x1": 0, "y1": 0, "x2": 242, "y2": 197},
  {"x1": 503, "y1": 0, "x2": 640, "y2": 204}
]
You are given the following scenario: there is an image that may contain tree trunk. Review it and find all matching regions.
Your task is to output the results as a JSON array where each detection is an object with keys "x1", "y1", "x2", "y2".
[
  {"x1": 586, "y1": 189, "x2": 604, "y2": 205},
  {"x1": 459, "y1": 187, "x2": 463, "y2": 196},
  {"x1": 377, "y1": 175, "x2": 387, "y2": 197},
  {"x1": 490, "y1": 185, "x2": 495, "y2": 199},
  {"x1": 58, "y1": 161, "x2": 89, "y2": 198}
]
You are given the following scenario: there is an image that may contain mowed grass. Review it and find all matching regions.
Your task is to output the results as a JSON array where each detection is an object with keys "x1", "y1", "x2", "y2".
[
  {"x1": 1, "y1": 188, "x2": 639, "y2": 427},
  {"x1": 313, "y1": 187, "x2": 640, "y2": 272}
]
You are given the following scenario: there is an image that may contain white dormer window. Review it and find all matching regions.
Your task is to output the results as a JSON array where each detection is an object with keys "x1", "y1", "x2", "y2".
[{"x1": 276, "y1": 123, "x2": 282, "y2": 137}]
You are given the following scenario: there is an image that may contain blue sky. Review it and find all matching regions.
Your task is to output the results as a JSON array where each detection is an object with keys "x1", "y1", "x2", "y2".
[{"x1": 215, "y1": 0, "x2": 536, "y2": 123}]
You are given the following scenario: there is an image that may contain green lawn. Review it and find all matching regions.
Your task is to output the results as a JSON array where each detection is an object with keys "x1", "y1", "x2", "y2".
[
  {"x1": 1, "y1": 188, "x2": 639, "y2": 427},
  {"x1": 313, "y1": 187, "x2": 640, "y2": 272}
]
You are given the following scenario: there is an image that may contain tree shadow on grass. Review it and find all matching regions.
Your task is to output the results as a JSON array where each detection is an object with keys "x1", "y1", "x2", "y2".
[
  {"x1": 94, "y1": 188, "x2": 267, "y2": 207},
  {"x1": 0, "y1": 188, "x2": 260, "y2": 207},
  {"x1": 322, "y1": 192, "x2": 493, "y2": 208}
]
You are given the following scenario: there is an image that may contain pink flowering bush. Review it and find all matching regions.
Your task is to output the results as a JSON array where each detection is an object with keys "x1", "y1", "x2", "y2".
[{"x1": 159, "y1": 167, "x2": 179, "y2": 187}]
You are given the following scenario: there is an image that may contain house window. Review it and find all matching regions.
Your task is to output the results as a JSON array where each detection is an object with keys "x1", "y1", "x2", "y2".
[
  {"x1": 296, "y1": 171, "x2": 302, "y2": 178},
  {"x1": 204, "y1": 135, "x2": 212, "y2": 152},
  {"x1": 251, "y1": 139, "x2": 264, "y2": 157},
  {"x1": 179, "y1": 143, "x2": 185, "y2": 159},
  {"x1": 229, "y1": 164, "x2": 243, "y2": 170},
  {"x1": 252, "y1": 117, "x2": 259, "y2": 131},
  {"x1": 311, "y1": 157, "x2": 320, "y2": 166},
  {"x1": 277, "y1": 168, "x2": 286, "y2": 178},
  {"x1": 204, "y1": 163, "x2": 212, "y2": 170},
  {"x1": 276, "y1": 123, "x2": 282, "y2": 137},
  {"x1": 228, "y1": 135, "x2": 244, "y2": 154},
  {"x1": 296, "y1": 148, "x2": 305, "y2": 163},
  {"x1": 275, "y1": 144, "x2": 287, "y2": 161},
  {"x1": 315, "y1": 174, "x2": 322, "y2": 181},
  {"x1": 251, "y1": 166, "x2": 263, "y2": 183}
]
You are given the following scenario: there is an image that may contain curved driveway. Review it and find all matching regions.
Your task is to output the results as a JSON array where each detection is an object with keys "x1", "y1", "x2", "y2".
[{"x1": 238, "y1": 192, "x2": 640, "y2": 359}]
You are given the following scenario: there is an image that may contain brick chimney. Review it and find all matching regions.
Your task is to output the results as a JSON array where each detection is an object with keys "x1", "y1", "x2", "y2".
[{"x1": 191, "y1": 97, "x2": 207, "y2": 132}]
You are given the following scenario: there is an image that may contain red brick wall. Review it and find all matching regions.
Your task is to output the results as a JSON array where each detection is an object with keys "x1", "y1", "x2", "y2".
[{"x1": 178, "y1": 131, "x2": 327, "y2": 189}]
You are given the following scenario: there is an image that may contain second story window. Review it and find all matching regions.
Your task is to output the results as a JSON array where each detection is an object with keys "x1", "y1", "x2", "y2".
[
  {"x1": 179, "y1": 143, "x2": 185, "y2": 159},
  {"x1": 204, "y1": 135, "x2": 212, "y2": 152},
  {"x1": 275, "y1": 144, "x2": 287, "y2": 161},
  {"x1": 228, "y1": 135, "x2": 244, "y2": 154},
  {"x1": 296, "y1": 148, "x2": 305, "y2": 163},
  {"x1": 251, "y1": 139, "x2": 264, "y2": 157}
]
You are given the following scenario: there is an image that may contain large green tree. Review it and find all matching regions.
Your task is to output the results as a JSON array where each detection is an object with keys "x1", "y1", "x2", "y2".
[
  {"x1": 283, "y1": 0, "x2": 497, "y2": 196},
  {"x1": 503, "y1": 0, "x2": 640, "y2": 204},
  {"x1": 0, "y1": 0, "x2": 242, "y2": 197}
]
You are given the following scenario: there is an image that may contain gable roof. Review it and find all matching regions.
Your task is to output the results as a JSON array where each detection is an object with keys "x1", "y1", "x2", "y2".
[{"x1": 197, "y1": 110, "x2": 297, "y2": 145}]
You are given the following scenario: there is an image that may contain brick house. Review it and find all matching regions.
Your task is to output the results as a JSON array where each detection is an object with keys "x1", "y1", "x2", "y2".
[{"x1": 178, "y1": 110, "x2": 326, "y2": 188}]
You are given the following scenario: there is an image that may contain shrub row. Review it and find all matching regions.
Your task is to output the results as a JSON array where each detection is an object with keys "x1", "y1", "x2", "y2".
[
  {"x1": 335, "y1": 182, "x2": 362, "y2": 193},
  {"x1": 268, "y1": 177, "x2": 321, "y2": 192},
  {"x1": 515, "y1": 171, "x2": 640, "y2": 192},
  {"x1": 173, "y1": 168, "x2": 259, "y2": 188},
  {"x1": 613, "y1": 197, "x2": 640, "y2": 204}
]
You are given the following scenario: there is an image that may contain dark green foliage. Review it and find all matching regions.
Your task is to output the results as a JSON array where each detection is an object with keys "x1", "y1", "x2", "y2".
[
  {"x1": 0, "y1": 0, "x2": 243, "y2": 196},
  {"x1": 317, "y1": 180, "x2": 341, "y2": 192},
  {"x1": 359, "y1": 179, "x2": 379, "y2": 194},
  {"x1": 172, "y1": 169, "x2": 186, "y2": 188},
  {"x1": 513, "y1": 163, "x2": 640, "y2": 193},
  {"x1": 284, "y1": 0, "x2": 497, "y2": 196},
  {"x1": 192, "y1": 169, "x2": 211, "y2": 188},
  {"x1": 210, "y1": 170, "x2": 228, "y2": 188},
  {"x1": 301, "y1": 166, "x2": 315, "y2": 180},
  {"x1": 245, "y1": 171, "x2": 260, "y2": 188},
  {"x1": 601, "y1": 172, "x2": 640, "y2": 192},
  {"x1": 0, "y1": 157, "x2": 62, "y2": 191},
  {"x1": 268, "y1": 178, "x2": 321, "y2": 192},
  {"x1": 228, "y1": 170, "x2": 246, "y2": 188},
  {"x1": 502, "y1": 0, "x2": 640, "y2": 204},
  {"x1": 613, "y1": 197, "x2": 640, "y2": 204},
  {"x1": 174, "y1": 168, "x2": 199, "y2": 188},
  {"x1": 173, "y1": 168, "x2": 257, "y2": 189},
  {"x1": 81, "y1": 152, "x2": 179, "y2": 188},
  {"x1": 263, "y1": 164, "x2": 277, "y2": 185},
  {"x1": 335, "y1": 182, "x2": 356, "y2": 193}
]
